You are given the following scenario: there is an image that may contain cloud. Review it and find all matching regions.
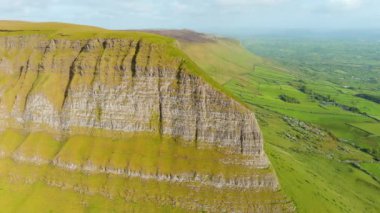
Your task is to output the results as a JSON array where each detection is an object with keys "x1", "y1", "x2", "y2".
[
  {"x1": 216, "y1": 0, "x2": 287, "y2": 7},
  {"x1": 328, "y1": 0, "x2": 363, "y2": 10},
  {"x1": 0, "y1": 0, "x2": 378, "y2": 31},
  {"x1": 0, "y1": 0, "x2": 58, "y2": 9}
]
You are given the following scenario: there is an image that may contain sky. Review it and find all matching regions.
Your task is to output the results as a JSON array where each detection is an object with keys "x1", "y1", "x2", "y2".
[{"x1": 0, "y1": 0, "x2": 379, "y2": 34}]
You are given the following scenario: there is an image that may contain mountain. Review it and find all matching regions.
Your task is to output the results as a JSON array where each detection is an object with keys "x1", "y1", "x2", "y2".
[
  {"x1": 153, "y1": 30, "x2": 379, "y2": 212},
  {"x1": 0, "y1": 21, "x2": 293, "y2": 212}
]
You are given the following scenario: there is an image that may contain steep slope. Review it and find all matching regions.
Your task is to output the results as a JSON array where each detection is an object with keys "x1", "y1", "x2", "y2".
[
  {"x1": 0, "y1": 22, "x2": 293, "y2": 212},
  {"x1": 143, "y1": 30, "x2": 283, "y2": 86},
  {"x1": 0, "y1": 23, "x2": 264, "y2": 156},
  {"x1": 151, "y1": 30, "x2": 380, "y2": 212}
]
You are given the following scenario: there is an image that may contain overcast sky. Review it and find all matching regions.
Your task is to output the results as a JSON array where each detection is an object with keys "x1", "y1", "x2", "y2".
[{"x1": 0, "y1": 0, "x2": 379, "y2": 34}]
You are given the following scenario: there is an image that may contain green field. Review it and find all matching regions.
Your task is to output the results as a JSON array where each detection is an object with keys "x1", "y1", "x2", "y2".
[
  {"x1": 360, "y1": 162, "x2": 380, "y2": 181},
  {"x1": 242, "y1": 36, "x2": 380, "y2": 159},
  {"x1": 349, "y1": 123, "x2": 380, "y2": 136},
  {"x1": 180, "y1": 36, "x2": 380, "y2": 212}
]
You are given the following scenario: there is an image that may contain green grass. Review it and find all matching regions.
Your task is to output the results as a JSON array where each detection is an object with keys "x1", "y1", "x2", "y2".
[
  {"x1": 179, "y1": 37, "x2": 380, "y2": 212},
  {"x1": 0, "y1": 129, "x2": 27, "y2": 157},
  {"x1": 258, "y1": 109, "x2": 379, "y2": 212},
  {"x1": 1, "y1": 129, "x2": 273, "y2": 179},
  {"x1": 180, "y1": 38, "x2": 265, "y2": 84},
  {"x1": 360, "y1": 162, "x2": 380, "y2": 181},
  {"x1": 220, "y1": 64, "x2": 380, "y2": 159},
  {"x1": 0, "y1": 167, "x2": 187, "y2": 212},
  {"x1": 241, "y1": 36, "x2": 380, "y2": 159},
  {"x1": 349, "y1": 122, "x2": 380, "y2": 136},
  {"x1": 0, "y1": 160, "x2": 289, "y2": 212},
  {"x1": 0, "y1": 20, "x2": 174, "y2": 43},
  {"x1": 0, "y1": 129, "x2": 290, "y2": 212},
  {"x1": 14, "y1": 132, "x2": 62, "y2": 162}
]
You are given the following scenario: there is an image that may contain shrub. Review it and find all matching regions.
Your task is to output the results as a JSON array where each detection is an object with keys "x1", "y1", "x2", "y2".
[
  {"x1": 279, "y1": 94, "x2": 300, "y2": 104},
  {"x1": 355, "y1": 94, "x2": 380, "y2": 104}
]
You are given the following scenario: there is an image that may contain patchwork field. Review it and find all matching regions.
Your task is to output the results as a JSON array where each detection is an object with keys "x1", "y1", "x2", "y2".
[{"x1": 179, "y1": 36, "x2": 380, "y2": 212}]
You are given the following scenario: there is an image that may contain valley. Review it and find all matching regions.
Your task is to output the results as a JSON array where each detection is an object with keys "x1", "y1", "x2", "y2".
[{"x1": 175, "y1": 34, "x2": 380, "y2": 212}]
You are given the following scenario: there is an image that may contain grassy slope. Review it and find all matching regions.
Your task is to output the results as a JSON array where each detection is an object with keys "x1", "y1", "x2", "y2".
[
  {"x1": 179, "y1": 38, "x2": 380, "y2": 212},
  {"x1": 0, "y1": 129, "x2": 274, "y2": 181},
  {"x1": 179, "y1": 39, "x2": 265, "y2": 84},
  {"x1": 0, "y1": 159, "x2": 186, "y2": 213},
  {"x1": 348, "y1": 123, "x2": 380, "y2": 136},
  {"x1": 258, "y1": 108, "x2": 379, "y2": 212},
  {"x1": 0, "y1": 129, "x2": 290, "y2": 212},
  {"x1": 0, "y1": 20, "x2": 170, "y2": 41}
]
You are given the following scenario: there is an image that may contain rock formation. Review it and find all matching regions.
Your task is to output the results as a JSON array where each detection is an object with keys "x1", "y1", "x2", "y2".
[
  {"x1": 0, "y1": 34, "x2": 266, "y2": 161},
  {"x1": 0, "y1": 23, "x2": 294, "y2": 212}
]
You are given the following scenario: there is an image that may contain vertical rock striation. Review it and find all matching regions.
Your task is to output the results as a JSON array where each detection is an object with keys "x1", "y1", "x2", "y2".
[{"x1": 0, "y1": 34, "x2": 267, "y2": 165}]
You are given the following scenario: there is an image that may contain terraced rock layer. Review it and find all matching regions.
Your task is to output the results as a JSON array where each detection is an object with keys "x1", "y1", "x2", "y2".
[
  {"x1": 0, "y1": 34, "x2": 265, "y2": 158},
  {"x1": 0, "y1": 129, "x2": 293, "y2": 212},
  {"x1": 0, "y1": 22, "x2": 290, "y2": 212}
]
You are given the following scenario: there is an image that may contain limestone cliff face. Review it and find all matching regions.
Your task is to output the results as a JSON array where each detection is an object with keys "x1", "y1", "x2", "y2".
[{"x1": 0, "y1": 34, "x2": 266, "y2": 162}]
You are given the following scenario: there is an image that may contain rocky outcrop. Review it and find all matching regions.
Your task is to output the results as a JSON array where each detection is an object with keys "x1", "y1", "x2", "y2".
[
  {"x1": 0, "y1": 25, "x2": 295, "y2": 212},
  {"x1": 9, "y1": 153, "x2": 278, "y2": 190},
  {"x1": 0, "y1": 34, "x2": 266, "y2": 163}
]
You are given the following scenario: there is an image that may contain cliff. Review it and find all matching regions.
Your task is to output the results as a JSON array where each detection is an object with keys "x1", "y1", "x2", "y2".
[
  {"x1": 0, "y1": 22, "x2": 293, "y2": 212},
  {"x1": 0, "y1": 25, "x2": 265, "y2": 158}
]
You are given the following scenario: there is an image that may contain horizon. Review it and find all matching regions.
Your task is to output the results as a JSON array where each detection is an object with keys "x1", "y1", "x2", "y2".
[
  {"x1": 1, "y1": 19, "x2": 380, "y2": 39},
  {"x1": 0, "y1": 0, "x2": 379, "y2": 36}
]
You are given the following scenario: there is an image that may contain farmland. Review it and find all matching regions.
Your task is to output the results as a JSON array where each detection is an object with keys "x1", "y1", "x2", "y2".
[{"x1": 180, "y1": 35, "x2": 380, "y2": 212}]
